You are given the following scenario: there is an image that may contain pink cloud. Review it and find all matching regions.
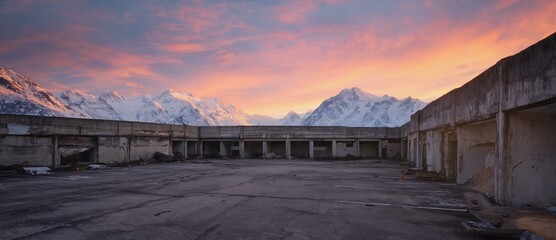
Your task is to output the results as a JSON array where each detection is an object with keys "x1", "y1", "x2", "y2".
[{"x1": 274, "y1": 1, "x2": 317, "y2": 24}]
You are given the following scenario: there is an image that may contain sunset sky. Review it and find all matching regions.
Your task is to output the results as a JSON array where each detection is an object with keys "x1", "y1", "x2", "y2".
[{"x1": 1, "y1": 0, "x2": 555, "y2": 117}]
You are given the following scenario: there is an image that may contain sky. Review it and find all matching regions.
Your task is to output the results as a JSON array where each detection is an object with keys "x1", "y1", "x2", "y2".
[{"x1": 1, "y1": 0, "x2": 555, "y2": 117}]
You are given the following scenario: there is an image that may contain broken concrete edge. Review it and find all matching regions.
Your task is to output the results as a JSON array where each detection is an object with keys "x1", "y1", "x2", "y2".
[
  {"x1": 462, "y1": 190, "x2": 555, "y2": 240},
  {"x1": 461, "y1": 221, "x2": 535, "y2": 239}
]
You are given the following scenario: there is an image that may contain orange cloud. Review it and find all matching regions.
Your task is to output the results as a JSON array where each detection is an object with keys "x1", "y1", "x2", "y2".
[{"x1": 159, "y1": 43, "x2": 205, "y2": 53}]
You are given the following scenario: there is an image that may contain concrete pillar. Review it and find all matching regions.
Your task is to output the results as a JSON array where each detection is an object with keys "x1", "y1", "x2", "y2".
[
  {"x1": 378, "y1": 140, "x2": 383, "y2": 159},
  {"x1": 127, "y1": 136, "x2": 132, "y2": 163},
  {"x1": 332, "y1": 140, "x2": 337, "y2": 157},
  {"x1": 496, "y1": 111, "x2": 510, "y2": 205},
  {"x1": 199, "y1": 141, "x2": 204, "y2": 157},
  {"x1": 93, "y1": 137, "x2": 100, "y2": 163},
  {"x1": 309, "y1": 140, "x2": 314, "y2": 159},
  {"x1": 355, "y1": 139, "x2": 360, "y2": 157},
  {"x1": 262, "y1": 141, "x2": 268, "y2": 159},
  {"x1": 183, "y1": 140, "x2": 188, "y2": 159},
  {"x1": 168, "y1": 137, "x2": 172, "y2": 155},
  {"x1": 219, "y1": 141, "x2": 226, "y2": 158},
  {"x1": 52, "y1": 135, "x2": 59, "y2": 167},
  {"x1": 239, "y1": 140, "x2": 245, "y2": 159},
  {"x1": 285, "y1": 139, "x2": 291, "y2": 159}
]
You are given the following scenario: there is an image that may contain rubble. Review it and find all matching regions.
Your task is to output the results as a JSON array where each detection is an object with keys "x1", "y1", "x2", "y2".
[
  {"x1": 21, "y1": 167, "x2": 52, "y2": 175},
  {"x1": 153, "y1": 152, "x2": 173, "y2": 162},
  {"x1": 88, "y1": 164, "x2": 106, "y2": 170}
]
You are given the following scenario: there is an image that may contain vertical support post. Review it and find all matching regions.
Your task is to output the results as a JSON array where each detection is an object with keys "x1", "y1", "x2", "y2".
[
  {"x1": 285, "y1": 139, "x2": 291, "y2": 159},
  {"x1": 184, "y1": 140, "x2": 188, "y2": 159},
  {"x1": 168, "y1": 135, "x2": 173, "y2": 156},
  {"x1": 332, "y1": 140, "x2": 337, "y2": 157},
  {"x1": 199, "y1": 141, "x2": 204, "y2": 158},
  {"x1": 355, "y1": 139, "x2": 360, "y2": 157},
  {"x1": 93, "y1": 137, "x2": 100, "y2": 163},
  {"x1": 239, "y1": 140, "x2": 245, "y2": 159},
  {"x1": 220, "y1": 141, "x2": 226, "y2": 158},
  {"x1": 496, "y1": 111, "x2": 510, "y2": 205},
  {"x1": 378, "y1": 140, "x2": 383, "y2": 159},
  {"x1": 52, "y1": 135, "x2": 59, "y2": 167},
  {"x1": 262, "y1": 141, "x2": 268, "y2": 159},
  {"x1": 127, "y1": 136, "x2": 132, "y2": 163},
  {"x1": 309, "y1": 140, "x2": 314, "y2": 159}
]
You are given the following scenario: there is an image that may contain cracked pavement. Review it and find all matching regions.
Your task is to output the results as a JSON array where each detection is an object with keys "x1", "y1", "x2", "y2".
[{"x1": 0, "y1": 159, "x2": 480, "y2": 240}]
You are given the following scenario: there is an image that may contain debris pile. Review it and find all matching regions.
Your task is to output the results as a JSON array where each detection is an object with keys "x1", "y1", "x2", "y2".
[{"x1": 462, "y1": 191, "x2": 555, "y2": 240}]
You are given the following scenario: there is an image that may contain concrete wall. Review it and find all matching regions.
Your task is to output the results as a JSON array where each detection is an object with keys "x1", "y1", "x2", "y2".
[
  {"x1": 506, "y1": 110, "x2": 556, "y2": 206},
  {"x1": 130, "y1": 137, "x2": 170, "y2": 161},
  {"x1": 98, "y1": 137, "x2": 128, "y2": 164},
  {"x1": 386, "y1": 140, "x2": 402, "y2": 159},
  {"x1": 456, "y1": 121, "x2": 496, "y2": 184},
  {"x1": 424, "y1": 130, "x2": 443, "y2": 172},
  {"x1": 0, "y1": 136, "x2": 53, "y2": 166},
  {"x1": 198, "y1": 126, "x2": 401, "y2": 140},
  {"x1": 335, "y1": 141, "x2": 357, "y2": 157},
  {"x1": 406, "y1": 33, "x2": 556, "y2": 205}
]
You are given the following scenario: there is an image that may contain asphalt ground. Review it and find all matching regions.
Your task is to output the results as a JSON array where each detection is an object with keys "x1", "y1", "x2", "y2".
[{"x1": 0, "y1": 159, "x2": 480, "y2": 240}]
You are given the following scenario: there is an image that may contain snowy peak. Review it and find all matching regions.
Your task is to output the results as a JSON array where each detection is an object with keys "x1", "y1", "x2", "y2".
[
  {"x1": 0, "y1": 68, "x2": 426, "y2": 127},
  {"x1": 281, "y1": 111, "x2": 303, "y2": 126},
  {"x1": 99, "y1": 91, "x2": 125, "y2": 103},
  {"x1": 337, "y1": 87, "x2": 380, "y2": 101},
  {"x1": 0, "y1": 67, "x2": 74, "y2": 117},
  {"x1": 303, "y1": 87, "x2": 427, "y2": 127},
  {"x1": 56, "y1": 89, "x2": 122, "y2": 120}
]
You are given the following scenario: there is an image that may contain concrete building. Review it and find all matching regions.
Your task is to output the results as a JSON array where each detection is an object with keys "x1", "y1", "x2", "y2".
[
  {"x1": 405, "y1": 33, "x2": 556, "y2": 207},
  {"x1": 0, "y1": 115, "x2": 402, "y2": 166},
  {"x1": 1, "y1": 33, "x2": 555, "y2": 208}
]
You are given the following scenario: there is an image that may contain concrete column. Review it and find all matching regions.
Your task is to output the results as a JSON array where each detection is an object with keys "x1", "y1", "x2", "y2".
[
  {"x1": 52, "y1": 135, "x2": 59, "y2": 167},
  {"x1": 219, "y1": 141, "x2": 226, "y2": 158},
  {"x1": 495, "y1": 111, "x2": 510, "y2": 205},
  {"x1": 309, "y1": 140, "x2": 314, "y2": 159},
  {"x1": 378, "y1": 140, "x2": 383, "y2": 159},
  {"x1": 127, "y1": 136, "x2": 132, "y2": 163},
  {"x1": 199, "y1": 141, "x2": 204, "y2": 157},
  {"x1": 262, "y1": 141, "x2": 268, "y2": 159},
  {"x1": 332, "y1": 140, "x2": 337, "y2": 157},
  {"x1": 183, "y1": 140, "x2": 188, "y2": 159},
  {"x1": 285, "y1": 139, "x2": 291, "y2": 159},
  {"x1": 239, "y1": 140, "x2": 245, "y2": 159},
  {"x1": 355, "y1": 140, "x2": 360, "y2": 157},
  {"x1": 168, "y1": 137, "x2": 172, "y2": 155},
  {"x1": 93, "y1": 137, "x2": 100, "y2": 163}
]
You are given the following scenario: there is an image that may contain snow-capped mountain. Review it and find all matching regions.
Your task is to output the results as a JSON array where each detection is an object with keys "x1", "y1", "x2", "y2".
[
  {"x1": 0, "y1": 67, "x2": 427, "y2": 127},
  {"x1": 302, "y1": 87, "x2": 427, "y2": 127},
  {"x1": 0, "y1": 67, "x2": 79, "y2": 117},
  {"x1": 56, "y1": 90, "x2": 122, "y2": 120},
  {"x1": 281, "y1": 111, "x2": 313, "y2": 126}
]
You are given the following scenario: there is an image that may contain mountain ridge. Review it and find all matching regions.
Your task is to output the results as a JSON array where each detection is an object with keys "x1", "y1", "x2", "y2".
[{"x1": 0, "y1": 67, "x2": 427, "y2": 127}]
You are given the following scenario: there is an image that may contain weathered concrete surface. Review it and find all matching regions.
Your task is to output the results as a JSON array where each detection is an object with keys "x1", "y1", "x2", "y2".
[
  {"x1": 506, "y1": 109, "x2": 556, "y2": 207},
  {"x1": 407, "y1": 32, "x2": 556, "y2": 206},
  {"x1": 456, "y1": 121, "x2": 496, "y2": 185},
  {"x1": 0, "y1": 160, "x2": 478, "y2": 240},
  {"x1": 198, "y1": 126, "x2": 401, "y2": 140},
  {"x1": 0, "y1": 115, "x2": 199, "y2": 139}
]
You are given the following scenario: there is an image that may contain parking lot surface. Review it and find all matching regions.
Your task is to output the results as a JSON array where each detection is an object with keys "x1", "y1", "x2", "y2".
[{"x1": 0, "y1": 159, "x2": 479, "y2": 240}]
